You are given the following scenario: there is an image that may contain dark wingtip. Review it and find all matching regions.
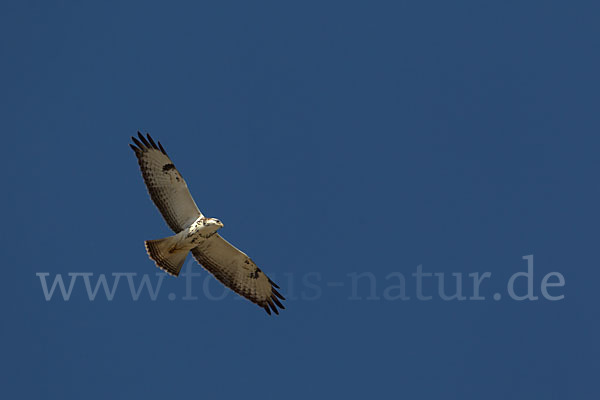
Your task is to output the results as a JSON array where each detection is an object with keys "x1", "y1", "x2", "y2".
[
  {"x1": 272, "y1": 288, "x2": 285, "y2": 301},
  {"x1": 146, "y1": 133, "x2": 159, "y2": 150},
  {"x1": 131, "y1": 136, "x2": 144, "y2": 150},
  {"x1": 129, "y1": 143, "x2": 140, "y2": 153},
  {"x1": 158, "y1": 141, "x2": 167, "y2": 155},
  {"x1": 268, "y1": 278, "x2": 280, "y2": 289},
  {"x1": 268, "y1": 300, "x2": 279, "y2": 315},
  {"x1": 137, "y1": 132, "x2": 151, "y2": 147},
  {"x1": 271, "y1": 295, "x2": 284, "y2": 309},
  {"x1": 132, "y1": 132, "x2": 166, "y2": 155},
  {"x1": 263, "y1": 305, "x2": 272, "y2": 315}
]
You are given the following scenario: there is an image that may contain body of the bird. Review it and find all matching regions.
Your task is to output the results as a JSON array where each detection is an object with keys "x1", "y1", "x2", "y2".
[
  {"x1": 175, "y1": 216, "x2": 223, "y2": 251},
  {"x1": 144, "y1": 216, "x2": 223, "y2": 275}
]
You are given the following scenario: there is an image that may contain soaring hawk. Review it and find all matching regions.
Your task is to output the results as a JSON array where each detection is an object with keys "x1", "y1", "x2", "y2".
[{"x1": 130, "y1": 132, "x2": 285, "y2": 315}]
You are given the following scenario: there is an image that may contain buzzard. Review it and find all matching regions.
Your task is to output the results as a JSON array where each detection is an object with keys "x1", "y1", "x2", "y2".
[{"x1": 130, "y1": 132, "x2": 285, "y2": 315}]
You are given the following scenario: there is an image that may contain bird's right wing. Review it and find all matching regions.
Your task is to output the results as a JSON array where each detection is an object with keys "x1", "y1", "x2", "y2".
[
  {"x1": 130, "y1": 132, "x2": 203, "y2": 233},
  {"x1": 191, "y1": 234, "x2": 285, "y2": 315}
]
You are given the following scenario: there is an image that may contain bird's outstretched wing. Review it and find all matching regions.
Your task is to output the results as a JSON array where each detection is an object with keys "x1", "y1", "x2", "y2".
[
  {"x1": 130, "y1": 132, "x2": 202, "y2": 233},
  {"x1": 191, "y1": 234, "x2": 286, "y2": 315}
]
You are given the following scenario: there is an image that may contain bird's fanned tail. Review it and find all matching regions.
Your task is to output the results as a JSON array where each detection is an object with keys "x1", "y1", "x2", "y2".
[{"x1": 145, "y1": 235, "x2": 189, "y2": 276}]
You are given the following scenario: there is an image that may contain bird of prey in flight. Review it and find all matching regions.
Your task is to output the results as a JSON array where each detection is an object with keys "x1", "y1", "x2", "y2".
[{"x1": 130, "y1": 132, "x2": 285, "y2": 315}]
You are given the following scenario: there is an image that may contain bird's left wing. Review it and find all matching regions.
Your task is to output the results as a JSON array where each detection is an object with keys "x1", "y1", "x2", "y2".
[
  {"x1": 130, "y1": 132, "x2": 203, "y2": 233},
  {"x1": 191, "y1": 234, "x2": 285, "y2": 315}
]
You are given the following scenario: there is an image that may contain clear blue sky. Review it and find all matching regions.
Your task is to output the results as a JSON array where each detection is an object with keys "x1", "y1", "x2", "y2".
[{"x1": 2, "y1": 1, "x2": 599, "y2": 399}]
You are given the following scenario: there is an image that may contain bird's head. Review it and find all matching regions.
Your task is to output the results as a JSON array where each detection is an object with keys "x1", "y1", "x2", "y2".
[{"x1": 205, "y1": 218, "x2": 224, "y2": 229}]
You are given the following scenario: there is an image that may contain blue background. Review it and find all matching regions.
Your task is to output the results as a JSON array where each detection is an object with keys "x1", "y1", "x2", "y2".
[{"x1": 2, "y1": 1, "x2": 598, "y2": 399}]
